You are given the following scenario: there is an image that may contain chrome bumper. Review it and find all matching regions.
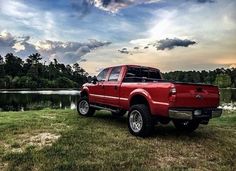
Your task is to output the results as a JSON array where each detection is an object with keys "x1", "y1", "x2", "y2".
[{"x1": 169, "y1": 108, "x2": 223, "y2": 120}]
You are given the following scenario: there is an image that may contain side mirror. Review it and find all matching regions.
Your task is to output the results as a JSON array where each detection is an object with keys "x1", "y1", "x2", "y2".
[
  {"x1": 92, "y1": 76, "x2": 98, "y2": 84},
  {"x1": 87, "y1": 76, "x2": 92, "y2": 83}
]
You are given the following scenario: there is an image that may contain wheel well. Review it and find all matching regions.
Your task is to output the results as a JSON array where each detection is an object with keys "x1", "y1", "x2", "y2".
[
  {"x1": 130, "y1": 95, "x2": 149, "y2": 108},
  {"x1": 80, "y1": 91, "x2": 88, "y2": 98}
]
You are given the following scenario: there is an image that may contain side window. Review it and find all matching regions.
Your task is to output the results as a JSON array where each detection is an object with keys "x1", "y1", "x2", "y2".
[
  {"x1": 108, "y1": 67, "x2": 122, "y2": 81},
  {"x1": 97, "y1": 68, "x2": 109, "y2": 81}
]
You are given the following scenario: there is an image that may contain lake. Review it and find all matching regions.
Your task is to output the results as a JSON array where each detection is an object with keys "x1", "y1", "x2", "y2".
[{"x1": 0, "y1": 89, "x2": 235, "y2": 111}]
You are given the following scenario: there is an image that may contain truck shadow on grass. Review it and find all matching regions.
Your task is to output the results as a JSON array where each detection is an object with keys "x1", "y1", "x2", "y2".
[{"x1": 92, "y1": 111, "x2": 215, "y2": 139}]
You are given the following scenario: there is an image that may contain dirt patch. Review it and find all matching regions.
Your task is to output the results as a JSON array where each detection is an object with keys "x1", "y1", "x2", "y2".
[
  {"x1": 27, "y1": 133, "x2": 61, "y2": 148},
  {"x1": 50, "y1": 123, "x2": 70, "y2": 131},
  {"x1": 0, "y1": 141, "x2": 9, "y2": 149},
  {"x1": 40, "y1": 115, "x2": 56, "y2": 119},
  {"x1": 2, "y1": 133, "x2": 61, "y2": 153},
  {"x1": 0, "y1": 162, "x2": 8, "y2": 171}
]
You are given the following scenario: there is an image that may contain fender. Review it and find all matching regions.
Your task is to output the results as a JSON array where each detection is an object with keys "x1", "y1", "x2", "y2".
[
  {"x1": 80, "y1": 85, "x2": 89, "y2": 97},
  {"x1": 129, "y1": 88, "x2": 152, "y2": 107}
]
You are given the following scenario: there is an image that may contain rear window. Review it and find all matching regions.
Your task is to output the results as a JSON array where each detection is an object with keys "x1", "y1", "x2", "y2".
[{"x1": 124, "y1": 67, "x2": 162, "y2": 82}]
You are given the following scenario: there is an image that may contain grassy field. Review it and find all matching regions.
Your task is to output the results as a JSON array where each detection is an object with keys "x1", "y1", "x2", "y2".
[{"x1": 0, "y1": 109, "x2": 235, "y2": 171}]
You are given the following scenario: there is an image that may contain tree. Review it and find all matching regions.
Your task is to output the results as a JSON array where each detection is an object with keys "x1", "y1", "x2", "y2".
[
  {"x1": 214, "y1": 74, "x2": 231, "y2": 88},
  {"x1": 0, "y1": 55, "x2": 5, "y2": 78},
  {"x1": 26, "y1": 53, "x2": 42, "y2": 65},
  {"x1": 26, "y1": 53, "x2": 43, "y2": 80},
  {"x1": 55, "y1": 77, "x2": 77, "y2": 88},
  {"x1": 4, "y1": 53, "x2": 23, "y2": 77}
]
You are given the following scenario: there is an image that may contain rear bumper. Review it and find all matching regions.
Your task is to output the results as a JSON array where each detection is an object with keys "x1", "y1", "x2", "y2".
[{"x1": 169, "y1": 108, "x2": 222, "y2": 120}]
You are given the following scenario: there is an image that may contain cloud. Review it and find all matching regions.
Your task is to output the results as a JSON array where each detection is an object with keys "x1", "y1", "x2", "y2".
[
  {"x1": 195, "y1": 0, "x2": 215, "y2": 3},
  {"x1": 0, "y1": 31, "x2": 111, "y2": 63},
  {"x1": 80, "y1": 59, "x2": 88, "y2": 62},
  {"x1": 153, "y1": 38, "x2": 196, "y2": 50},
  {"x1": 0, "y1": 31, "x2": 37, "y2": 57},
  {"x1": 118, "y1": 47, "x2": 129, "y2": 54},
  {"x1": 86, "y1": 0, "x2": 161, "y2": 13},
  {"x1": 0, "y1": 31, "x2": 16, "y2": 52},
  {"x1": 36, "y1": 39, "x2": 111, "y2": 63},
  {"x1": 70, "y1": 0, "x2": 92, "y2": 18}
]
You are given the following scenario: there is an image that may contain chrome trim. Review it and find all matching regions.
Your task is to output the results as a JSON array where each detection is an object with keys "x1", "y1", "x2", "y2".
[
  {"x1": 120, "y1": 97, "x2": 128, "y2": 101},
  {"x1": 90, "y1": 94, "x2": 119, "y2": 99},
  {"x1": 90, "y1": 104, "x2": 117, "y2": 113},
  {"x1": 152, "y1": 101, "x2": 169, "y2": 105},
  {"x1": 169, "y1": 108, "x2": 223, "y2": 120},
  {"x1": 169, "y1": 110, "x2": 193, "y2": 120}
]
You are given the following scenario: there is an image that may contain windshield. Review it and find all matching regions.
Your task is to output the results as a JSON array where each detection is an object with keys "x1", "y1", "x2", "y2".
[{"x1": 124, "y1": 66, "x2": 162, "y2": 82}]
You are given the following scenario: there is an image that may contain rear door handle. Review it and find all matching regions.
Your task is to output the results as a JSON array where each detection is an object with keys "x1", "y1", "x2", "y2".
[
  {"x1": 102, "y1": 85, "x2": 105, "y2": 89},
  {"x1": 114, "y1": 86, "x2": 118, "y2": 90}
]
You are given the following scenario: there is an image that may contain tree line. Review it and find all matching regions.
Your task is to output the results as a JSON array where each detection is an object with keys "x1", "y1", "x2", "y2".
[
  {"x1": 0, "y1": 53, "x2": 235, "y2": 89},
  {"x1": 0, "y1": 53, "x2": 88, "y2": 89},
  {"x1": 162, "y1": 68, "x2": 236, "y2": 88}
]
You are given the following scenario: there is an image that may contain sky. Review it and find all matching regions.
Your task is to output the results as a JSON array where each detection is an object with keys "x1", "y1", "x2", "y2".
[{"x1": 0, "y1": 0, "x2": 236, "y2": 75}]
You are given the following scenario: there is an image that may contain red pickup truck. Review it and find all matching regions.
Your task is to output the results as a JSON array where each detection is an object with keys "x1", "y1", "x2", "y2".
[{"x1": 77, "y1": 65, "x2": 222, "y2": 137}]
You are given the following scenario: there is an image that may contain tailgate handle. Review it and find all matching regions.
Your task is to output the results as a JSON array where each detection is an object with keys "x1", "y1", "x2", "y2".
[{"x1": 196, "y1": 87, "x2": 203, "y2": 92}]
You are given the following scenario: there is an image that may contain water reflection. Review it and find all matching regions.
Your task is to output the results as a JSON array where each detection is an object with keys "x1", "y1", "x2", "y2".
[
  {"x1": 0, "y1": 89, "x2": 235, "y2": 112},
  {"x1": 0, "y1": 90, "x2": 80, "y2": 111}
]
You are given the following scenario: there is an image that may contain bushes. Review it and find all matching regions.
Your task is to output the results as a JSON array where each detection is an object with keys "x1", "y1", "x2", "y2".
[
  {"x1": 214, "y1": 74, "x2": 231, "y2": 88},
  {"x1": 55, "y1": 77, "x2": 78, "y2": 88}
]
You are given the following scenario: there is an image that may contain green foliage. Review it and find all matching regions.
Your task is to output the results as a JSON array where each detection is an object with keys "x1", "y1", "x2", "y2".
[
  {"x1": 0, "y1": 78, "x2": 5, "y2": 88},
  {"x1": 0, "y1": 55, "x2": 5, "y2": 78},
  {"x1": 0, "y1": 53, "x2": 88, "y2": 89},
  {"x1": 4, "y1": 53, "x2": 23, "y2": 77},
  {"x1": 18, "y1": 76, "x2": 32, "y2": 88},
  {"x1": 214, "y1": 74, "x2": 231, "y2": 88},
  {"x1": 163, "y1": 68, "x2": 236, "y2": 88},
  {"x1": 55, "y1": 77, "x2": 78, "y2": 88}
]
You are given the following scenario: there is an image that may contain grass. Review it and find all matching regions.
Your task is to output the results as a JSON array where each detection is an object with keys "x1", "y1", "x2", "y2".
[{"x1": 0, "y1": 109, "x2": 235, "y2": 171}]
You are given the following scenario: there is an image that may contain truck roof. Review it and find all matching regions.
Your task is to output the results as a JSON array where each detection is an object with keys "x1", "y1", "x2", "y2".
[{"x1": 105, "y1": 64, "x2": 160, "y2": 71}]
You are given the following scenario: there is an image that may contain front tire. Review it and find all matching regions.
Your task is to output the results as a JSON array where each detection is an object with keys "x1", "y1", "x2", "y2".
[
  {"x1": 128, "y1": 104, "x2": 154, "y2": 137},
  {"x1": 173, "y1": 120, "x2": 200, "y2": 132},
  {"x1": 77, "y1": 97, "x2": 95, "y2": 117}
]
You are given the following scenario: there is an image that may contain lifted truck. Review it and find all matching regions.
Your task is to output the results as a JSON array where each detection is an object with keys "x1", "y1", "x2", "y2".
[{"x1": 77, "y1": 65, "x2": 222, "y2": 137}]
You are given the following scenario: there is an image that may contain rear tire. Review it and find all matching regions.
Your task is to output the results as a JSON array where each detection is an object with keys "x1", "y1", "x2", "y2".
[
  {"x1": 77, "y1": 97, "x2": 95, "y2": 117},
  {"x1": 173, "y1": 120, "x2": 200, "y2": 132},
  {"x1": 128, "y1": 104, "x2": 154, "y2": 137}
]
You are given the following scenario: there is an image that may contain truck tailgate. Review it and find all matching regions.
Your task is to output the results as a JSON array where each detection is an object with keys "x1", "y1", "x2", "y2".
[{"x1": 172, "y1": 83, "x2": 220, "y2": 108}]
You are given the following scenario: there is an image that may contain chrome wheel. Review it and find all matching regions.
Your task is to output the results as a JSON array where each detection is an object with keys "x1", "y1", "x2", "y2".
[
  {"x1": 129, "y1": 110, "x2": 143, "y2": 133},
  {"x1": 79, "y1": 100, "x2": 89, "y2": 115}
]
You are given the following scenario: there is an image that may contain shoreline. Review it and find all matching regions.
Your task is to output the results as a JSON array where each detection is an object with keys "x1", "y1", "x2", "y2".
[{"x1": 0, "y1": 88, "x2": 81, "y2": 91}]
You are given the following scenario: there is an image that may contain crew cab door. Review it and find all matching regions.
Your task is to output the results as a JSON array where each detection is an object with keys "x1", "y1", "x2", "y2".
[
  {"x1": 89, "y1": 68, "x2": 109, "y2": 104},
  {"x1": 102, "y1": 66, "x2": 123, "y2": 107}
]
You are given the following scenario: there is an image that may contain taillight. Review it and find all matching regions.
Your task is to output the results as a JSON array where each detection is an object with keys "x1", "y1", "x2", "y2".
[
  {"x1": 169, "y1": 86, "x2": 176, "y2": 103},
  {"x1": 169, "y1": 87, "x2": 176, "y2": 95}
]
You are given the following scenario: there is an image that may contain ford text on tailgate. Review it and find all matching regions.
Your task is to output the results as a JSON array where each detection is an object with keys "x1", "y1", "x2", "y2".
[{"x1": 77, "y1": 65, "x2": 222, "y2": 137}]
